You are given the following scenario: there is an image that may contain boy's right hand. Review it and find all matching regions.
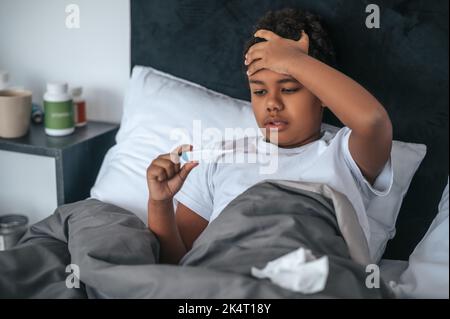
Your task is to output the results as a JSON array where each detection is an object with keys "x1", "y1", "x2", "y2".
[{"x1": 147, "y1": 144, "x2": 199, "y2": 201}]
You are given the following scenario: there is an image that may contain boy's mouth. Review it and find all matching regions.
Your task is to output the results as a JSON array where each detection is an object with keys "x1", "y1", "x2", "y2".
[{"x1": 263, "y1": 117, "x2": 289, "y2": 131}]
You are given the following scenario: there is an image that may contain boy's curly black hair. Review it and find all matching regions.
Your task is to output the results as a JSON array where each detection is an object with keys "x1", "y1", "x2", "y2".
[{"x1": 243, "y1": 8, "x2": 336, "y2": 68}]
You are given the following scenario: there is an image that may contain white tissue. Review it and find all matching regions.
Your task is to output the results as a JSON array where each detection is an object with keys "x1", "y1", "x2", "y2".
[{"x1": 251, "y1": 247, "x2": 329, "y2": 294}]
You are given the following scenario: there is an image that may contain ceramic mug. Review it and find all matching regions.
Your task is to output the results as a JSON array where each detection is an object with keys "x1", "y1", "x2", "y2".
[{"x1": 0, "y1": 89, "x2": 32, "y2": 138}]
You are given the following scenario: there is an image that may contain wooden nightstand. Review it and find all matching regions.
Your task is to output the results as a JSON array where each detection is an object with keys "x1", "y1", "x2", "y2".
[{"x1": 0, "y1": 121, "x2": 119, "y2": 224}]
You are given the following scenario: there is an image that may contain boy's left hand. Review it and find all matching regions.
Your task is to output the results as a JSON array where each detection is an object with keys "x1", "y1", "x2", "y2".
[{"x1": 245, "y1": 29, "x2": 309, "y2": 76}]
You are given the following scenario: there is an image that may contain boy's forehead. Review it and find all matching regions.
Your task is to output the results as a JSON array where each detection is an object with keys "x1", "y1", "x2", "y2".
[{"x1": 249, "y1": 69, "x2": 299, "y2": 84}]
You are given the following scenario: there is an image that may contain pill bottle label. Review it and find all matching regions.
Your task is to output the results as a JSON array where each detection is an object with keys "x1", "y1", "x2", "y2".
[{"x1": 44, "y1": 100, "x2": 74, "y2": 129}]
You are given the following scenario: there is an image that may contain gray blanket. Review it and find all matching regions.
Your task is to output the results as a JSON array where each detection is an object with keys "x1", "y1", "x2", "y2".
[{"x1": 0, "y1": 181, "x2": 394, "y2": 298}]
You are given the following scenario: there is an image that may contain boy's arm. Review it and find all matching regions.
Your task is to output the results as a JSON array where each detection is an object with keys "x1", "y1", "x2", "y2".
[
  {"x1": 147, "y1": 145, "x2": 205, "y2": 264},
  {"x1": 148, "y1": 199, "x2": 187, "y2": 264},
  {"x1": 176, "y1": 203, "x2": 209, "y2": 251},
  {"x1": 288, "y1": 53, "x2": 392, "y2": 184},
  {"x1": 246, "y1": 30, "x2": 392, "y2": 184},
  {"x1": 148, "y1": 200, "x2": 208, "y2": 264}
]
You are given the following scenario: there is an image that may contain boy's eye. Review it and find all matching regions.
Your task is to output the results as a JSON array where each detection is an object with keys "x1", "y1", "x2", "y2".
[
  {"x1": 252, "y1": 87, "x2": 301, "y2": 96},
  {"x1": 253, "y1": 89, "x2": 267, "y2": 96},
  {"x1": 282, "y1": 87, "x2": 300, "y2": 94}
]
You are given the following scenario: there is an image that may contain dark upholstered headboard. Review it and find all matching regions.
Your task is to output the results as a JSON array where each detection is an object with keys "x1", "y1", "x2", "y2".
[{"x1": 131, "y1": 0, "x2": 449, "y2": 260}]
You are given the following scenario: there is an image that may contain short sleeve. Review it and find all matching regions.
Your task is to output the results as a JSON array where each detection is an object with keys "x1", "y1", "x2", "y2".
[
  {"x1": 340, "y1": 127, "x2": 393, "y2": 197},
  {"x1": 173, "y1": 162, "x2": 214, "y2": 221}
]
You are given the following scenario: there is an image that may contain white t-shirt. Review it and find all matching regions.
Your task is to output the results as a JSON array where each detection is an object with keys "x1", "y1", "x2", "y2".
[{"x1": 174, "y1": 127, "x2": 393, "y2": 243}]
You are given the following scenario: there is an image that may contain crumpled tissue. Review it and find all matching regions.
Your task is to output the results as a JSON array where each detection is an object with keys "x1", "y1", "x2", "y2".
[{"x1": 251, "y1": 247, "x2": 329, "y2": 294}]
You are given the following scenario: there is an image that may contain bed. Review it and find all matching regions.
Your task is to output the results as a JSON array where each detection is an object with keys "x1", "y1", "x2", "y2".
[{"x1": 0, "y1": 0, "x2": 448, "y2": 299}]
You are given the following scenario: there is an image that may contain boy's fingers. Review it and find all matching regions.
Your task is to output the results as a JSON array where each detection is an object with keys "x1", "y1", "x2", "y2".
[
  {"x1": 153, "y1": 158, "x2": 176, "y2": 179},
  {"x1": 161, "y1": 153, "x2": 180, "y2": 167},
  {"x1": 157, "y1": 170, "x2": 168, "y2": 182},
  {"x1": 254, "y1": 29, "x2": 278, "y2": 41},
  {"x1": 158, "y1": 172, "x2": 166, "y2": 182},
  {"x1": 170, "y1": 144, "x2": 193, "y2": 163},
  {"x1": 158, "y1": 155, "x2": 180, "y2": 173},
  {"x1": 175, "y1": 144, "x2": 193, "y2": 155},
  {"x1": 169, "y1": 153, "x2": 180, "y2": 164},
  {"x1": 148, "y1": 165, "x2": 168, "y2": 182},
  {"x1": 245, "y1": 48, "x2": 264, "y2": 66},
  {"x1": 159, "y1": 153, "x2": 171, "y2": 160},
  {"x1": 247, "y1": 59, "x2": 265, "y2": 77},
  {"x1": 299, "y1": 30, "x2": 309, "y2": 40},
  {"x1": 298, "y1": 30, "x2": 309, "y2": 53},
  {"x1": 154, "y1": 164, "x2": 170, "y2": 182},
  {"x1": 178, "y1": 162, "x2": 199, "y2": 181},
  {"x1": 246, "y1": 42, "x2": 266, "y2": 59}
]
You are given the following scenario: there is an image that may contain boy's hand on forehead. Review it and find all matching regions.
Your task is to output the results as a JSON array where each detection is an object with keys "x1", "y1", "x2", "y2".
[{"x1": 245, "y1": 29, "x2": 309, "y2": 77}]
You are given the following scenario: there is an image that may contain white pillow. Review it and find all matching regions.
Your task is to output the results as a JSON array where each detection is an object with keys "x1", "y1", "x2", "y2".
[
  {"x1": 320, "y1": 124, "x2": 427, "y2": 262},
  {"x1": 391, "y1": 179, "x2": 449, "y2": 298},
  {"x1": 91, "y1": 65, "x2": 426, "y2": 262},
  {"x1": 367, "y1": 142, "x2": 426, "y2": 262}
]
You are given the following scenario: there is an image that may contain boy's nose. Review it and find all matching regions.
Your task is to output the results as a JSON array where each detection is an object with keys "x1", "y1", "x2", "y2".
[
  {"x1": 266, "y1": 96, "x2": 284, "y2": 113},
  {"x1": 266, "y1": 105, "x2": 280, "y2": 113},
  {"x1": 266, "y1": 102, "x2": 284, "y2": 113}
]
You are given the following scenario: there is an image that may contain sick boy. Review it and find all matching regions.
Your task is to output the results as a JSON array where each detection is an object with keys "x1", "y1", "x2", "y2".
[{"x1": 146, "y1": 8, "x2": 393, "y2": 264}]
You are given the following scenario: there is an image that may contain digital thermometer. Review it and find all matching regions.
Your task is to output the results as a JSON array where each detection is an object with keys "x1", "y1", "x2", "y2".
[{"x1": 179, "y1": 149, "x2": 235, "y2": 163}]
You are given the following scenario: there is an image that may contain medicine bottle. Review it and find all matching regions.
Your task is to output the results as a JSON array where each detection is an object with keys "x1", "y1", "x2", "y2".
[
  {"x1": 71, "y1": 86, "x2": 87, "y2": 127},
  {"x1": 43, "y1": 82, "x2": 74, "y2": 136}
]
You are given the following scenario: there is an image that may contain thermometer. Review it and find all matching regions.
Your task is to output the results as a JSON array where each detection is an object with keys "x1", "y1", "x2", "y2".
[{"x1": 179, "y1": 149, "x2": 235, "y2": 163}]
